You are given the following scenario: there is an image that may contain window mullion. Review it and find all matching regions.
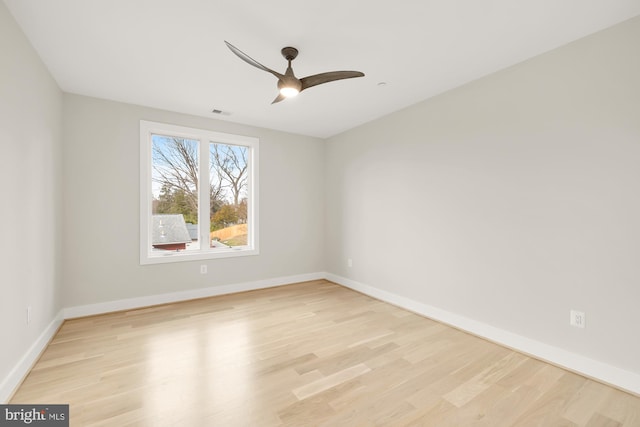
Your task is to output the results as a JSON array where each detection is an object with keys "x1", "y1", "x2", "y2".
[{"x1": 199, "y1": 138, "x2": 210, "y2": 251}]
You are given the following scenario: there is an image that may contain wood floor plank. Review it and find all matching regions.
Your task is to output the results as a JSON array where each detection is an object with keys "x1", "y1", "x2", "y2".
[
  {"x1": 292, "y1": 363, "x2": 371, "y2": 400},
  {"x1": 9, "y1": 280, "x2": 640, "y2": 426},
  {"x1": 443, "y1": 352, "x2": 528, "y2": 408}
]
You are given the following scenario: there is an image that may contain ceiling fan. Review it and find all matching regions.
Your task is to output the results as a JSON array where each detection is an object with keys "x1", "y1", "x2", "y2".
[{"x1": 224, "y1": 41, "x2": 365, "y2": 104}]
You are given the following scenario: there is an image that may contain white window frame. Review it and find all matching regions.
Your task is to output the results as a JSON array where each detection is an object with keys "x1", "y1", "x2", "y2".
[{"x1": 140, "y1": 120, "x2": 259, "y2": 265}]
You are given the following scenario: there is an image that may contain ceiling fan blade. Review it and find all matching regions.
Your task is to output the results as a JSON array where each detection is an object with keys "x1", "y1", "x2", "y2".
[
  {"x1": 300, "y1": 71, "x2": 365, "y2": 91},
  {"x1": 224, "y1": 41, "x2": 284, "y2": 80},
  {"x1": 271, "y1": 93, "x2": 286, "y2": 104}
]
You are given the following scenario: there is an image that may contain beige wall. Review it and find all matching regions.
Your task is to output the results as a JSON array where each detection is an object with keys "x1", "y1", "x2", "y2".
[
  {"x1": 0, "y1": 1, "x2": 63, "y2": 389},
  {"x1": 62, "y1": 94, "x2": 325, "y2": 307},
  {"x1": 325, "y1": 16, "x2": 640, "y2": 373}
]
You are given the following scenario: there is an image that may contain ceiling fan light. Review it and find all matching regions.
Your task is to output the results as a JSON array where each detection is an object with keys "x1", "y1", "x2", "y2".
[{"x1": 279, "y1": 86, "x2": 299, "y2": 98}]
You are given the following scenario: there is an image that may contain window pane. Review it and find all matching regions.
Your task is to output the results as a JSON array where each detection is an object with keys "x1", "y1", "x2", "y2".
[
  {"x1": 209, "y1": 142, "x2": 249, "y2": 248},
  {"x1": 151, "y1": 135, "x2": 200, "y2": 252}
]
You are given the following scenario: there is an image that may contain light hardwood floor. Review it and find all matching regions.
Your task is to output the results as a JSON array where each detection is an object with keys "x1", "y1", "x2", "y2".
[{"x1": 10, "y1": 280, "x2": 640, "y2": 426}]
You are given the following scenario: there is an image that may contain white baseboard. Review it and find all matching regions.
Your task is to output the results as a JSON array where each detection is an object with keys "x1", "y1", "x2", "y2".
[
  {"x1": 325, "y1": 273, "x2": 640, "y2": 396},
  {"x1": 0, "y1": 311, "x2": 64, "y2": 403},
  {"x1": 63, "y1": 272, "x2": 325, "y2": 319}
]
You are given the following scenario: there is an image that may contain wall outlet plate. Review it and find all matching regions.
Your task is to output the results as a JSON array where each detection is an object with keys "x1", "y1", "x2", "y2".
[{"x1": 570, "y1": 310, "x2": 585, "y2": 328}]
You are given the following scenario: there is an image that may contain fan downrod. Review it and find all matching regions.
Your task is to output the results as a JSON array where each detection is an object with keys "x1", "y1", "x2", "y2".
[{"x1": 281, "y1": 47, "x2": 298, "y2": 61}]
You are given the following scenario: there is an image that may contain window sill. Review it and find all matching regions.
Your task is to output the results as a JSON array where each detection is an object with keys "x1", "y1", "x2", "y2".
[{"x1": 140, "y1": 247, "x2": 259, "y2": 265}]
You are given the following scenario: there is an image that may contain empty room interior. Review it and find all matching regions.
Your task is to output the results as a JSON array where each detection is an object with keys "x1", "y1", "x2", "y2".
[{"x1": 1, "y1": 0, "x2": 640, "y2": 425}]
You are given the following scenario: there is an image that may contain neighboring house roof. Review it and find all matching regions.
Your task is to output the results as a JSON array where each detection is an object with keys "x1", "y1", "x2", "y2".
[
  {"x1": 152, "y1": 214, "x2": 192, "y2": 245},
  {"x1": 185, "y1": 223, "x2": 198, "y2": 241}
]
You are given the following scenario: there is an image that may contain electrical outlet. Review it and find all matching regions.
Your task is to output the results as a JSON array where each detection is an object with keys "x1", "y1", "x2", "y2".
[
  {"x1": 570, "y1": 310, "x2": 585, "y2": 328},
  {"x1": 27, "y1": 306, "x2": 32, "y2": 325},
  {"x1": 347, "y1": 258, "x2": 353, "y2": 268},
  {"x1": 200, "y1": 264, "x2": 207, "y2": 274}
]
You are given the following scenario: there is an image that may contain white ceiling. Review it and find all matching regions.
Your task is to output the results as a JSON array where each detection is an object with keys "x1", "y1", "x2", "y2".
[{"x1": 4, "y1": 1, "x2": 640, "y2": 138}]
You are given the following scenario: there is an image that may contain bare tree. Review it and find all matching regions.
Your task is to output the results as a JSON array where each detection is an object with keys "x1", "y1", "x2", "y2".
[
  {"x1": 153, "y1": 138, "x2": 246, "y2": 224},
  {"x1": 209, "y1": 159, "x2": 225, "y2": 216},
  {"x1": 152, "y1": 138, "x2": 199, "y2": 214},
  {"x1": 211, "y1": 144, "x2": 248, "y2": 206}
]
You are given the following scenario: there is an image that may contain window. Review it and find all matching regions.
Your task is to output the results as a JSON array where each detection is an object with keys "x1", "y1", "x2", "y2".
[{"x1": 140, "y1": 120, "x2": 258, "y2": 264}]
